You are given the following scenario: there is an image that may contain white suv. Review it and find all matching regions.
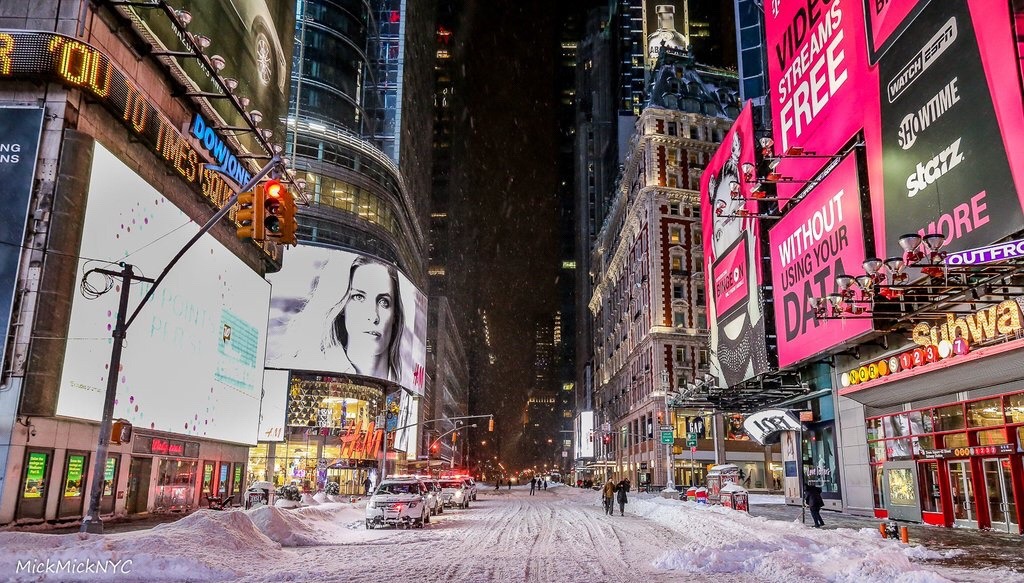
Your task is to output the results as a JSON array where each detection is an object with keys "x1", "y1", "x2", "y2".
[
  {"x1": 439, "y1": 479, "x2": 470, "y2": 509},
  {"x1": 365, "y1": 478, "x2": 431, "y2": 529}
]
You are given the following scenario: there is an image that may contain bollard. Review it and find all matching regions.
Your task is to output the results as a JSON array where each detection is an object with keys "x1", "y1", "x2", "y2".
[
  {"x1": 879, "y1": 523, "x2": 887, "y2": 538},
  {"x1": 900, "y1": 526, "x2": 909, "y2": 543}
]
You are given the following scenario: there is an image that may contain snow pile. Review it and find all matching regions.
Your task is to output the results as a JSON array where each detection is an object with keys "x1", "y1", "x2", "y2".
[
  {"x1": 248, "y1": 503, "x2": 369, "y2": 546},
  {"x1": 0, "y1": 511, "x2": 271, "y2": 582},
  {"x1": 629, "y1": 495, "x2": 961, "y2": 582}
]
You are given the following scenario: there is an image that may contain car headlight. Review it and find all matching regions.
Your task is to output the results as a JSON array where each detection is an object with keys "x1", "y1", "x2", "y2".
[{"x1": 407, "y1": 501, "x2": 418, "y2": 508}]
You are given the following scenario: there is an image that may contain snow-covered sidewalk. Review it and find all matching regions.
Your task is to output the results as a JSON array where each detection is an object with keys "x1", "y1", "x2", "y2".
[{"x1": 0, "y1": 486, "x2": 1018, "y2": 582}]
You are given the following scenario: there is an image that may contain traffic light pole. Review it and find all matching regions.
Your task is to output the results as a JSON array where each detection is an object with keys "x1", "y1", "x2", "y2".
[
  {"x1": 379, "y1": 414, "x2": 493, "y2": 480},
  {"x1": 81, "y1": 155, "x2": 280, "y2": 534}
]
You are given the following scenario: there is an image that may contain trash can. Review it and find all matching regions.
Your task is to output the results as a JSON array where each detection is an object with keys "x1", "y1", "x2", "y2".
[
  {"x1": 685, "y1": 486, "x2": 697, "y2": 502},
  {"x1": 695, "y1": 487, "x2": 708, "y2": 505},
  {"x1": 245, "y1": 480, "x2": 272, "y2": 510}
]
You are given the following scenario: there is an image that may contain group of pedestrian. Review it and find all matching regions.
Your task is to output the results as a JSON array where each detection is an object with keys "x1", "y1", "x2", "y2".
[
  {"x1": 601, "y1": 478, "x2": 630, "y2": 516},
  {"x1": 528, "y1": 477, "x2": 547, "y2": 495}
]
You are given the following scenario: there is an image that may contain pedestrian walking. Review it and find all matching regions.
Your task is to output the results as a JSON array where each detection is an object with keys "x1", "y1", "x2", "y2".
[
  {"x1": 543, "y1": 480, "x2": 547, "y2": 491},
  {"x1": 530, "y1": 477, "x2": 536, "y2": 495},
  {"x1": 804, "y1": 482, "x2": 825, "y2": 527},
  {"x1": 602, "y1": 479, "x2": 616, "y2": 515},
  {"x1": 363, "y1": 476, "x2": 372, "y2": 496},
  {"x1": 508, "y1": 479, "x2": 511, "y2": 490},
  {"x1": 616, "y1": 482, "x2": 628, "y2": 516},
  {"x1": 495, "y1": 479, "x2": 500, "y2": 491}
]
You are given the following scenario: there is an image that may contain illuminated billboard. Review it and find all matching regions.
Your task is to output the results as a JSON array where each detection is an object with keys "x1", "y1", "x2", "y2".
[
  {"x1": 643, "y1": 2, "x2": 689, "y2": 69},
  {"x1": 123, "y1": 1, "x2": 295, "y2": 156},
  {"x1": 699, "y1": 102, "x2": 770, "y2": 388},
  {"x1": 576, "y1": 411, "x2": 595, "y2": 459},
  {"x1": 869, "y1": 0, "x2": 1024, "y2": 258},
  {"x1": 769, "y1": 154, "x2": 873, "y2": 368},
  {"x1": 863, "y1": 0, "x2": 928, "y2": 64},
  {"x1": 764, "y1": 0, "x2": 871, "y2": 205},
  {"x1": 0, "y1": 106, "x2": 44, "y2": 378},
  {"x1": 266, "y1": 245, "x2": 428, "y2": 396},
  {"x1": 56, "y1": 143, "x2": 270, "y2": 445},
  {"x1": 258, "y1": 369, "x2": 289, "y2": 442}
]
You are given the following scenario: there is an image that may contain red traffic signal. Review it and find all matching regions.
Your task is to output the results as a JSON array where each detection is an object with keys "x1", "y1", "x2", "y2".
[{"x1": 261, "y1": 179, "x2": 297, "y2": 246}]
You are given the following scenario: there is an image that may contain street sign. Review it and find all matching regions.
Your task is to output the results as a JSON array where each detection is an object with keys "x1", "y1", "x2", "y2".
[
  {"x1": 686, "y1": 432, "x2": 698, "y2": 447},
  {"x1": 659, "y1": 424, "x2": 672, "y2": 431},
  {"x1": 660, "y1": 431, "x2": 674, "y2": 444}
]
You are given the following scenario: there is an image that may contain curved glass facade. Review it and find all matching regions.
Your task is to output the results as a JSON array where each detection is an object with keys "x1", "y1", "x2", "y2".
[{"x1": 291, "y1": 0, "x2": 372, "y2": 131}]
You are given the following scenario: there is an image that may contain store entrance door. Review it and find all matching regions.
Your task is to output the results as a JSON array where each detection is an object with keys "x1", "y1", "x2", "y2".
[
  {"x1": 949, "y1": 460, "x2": 977, "y2": 528},
  {"x1": 126, "y1": 457, "x2": 152, "y2": 514},
  {"x1": 982, "y1": 458, "x2": 1017, "y2": 533}
]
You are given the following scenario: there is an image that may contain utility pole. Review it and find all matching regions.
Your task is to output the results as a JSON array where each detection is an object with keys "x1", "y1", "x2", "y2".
[{"x1": 81, "y1": 155, "x2": 280, "y2": 533}]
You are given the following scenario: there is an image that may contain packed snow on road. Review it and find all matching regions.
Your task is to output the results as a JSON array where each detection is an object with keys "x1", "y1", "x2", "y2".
[{"x1": 0, "y1": 484, "x2": 1017, "y2": 582}]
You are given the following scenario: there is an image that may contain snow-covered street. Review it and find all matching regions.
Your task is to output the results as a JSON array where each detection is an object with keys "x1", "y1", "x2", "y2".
[{"x1": 0, "y1": 484, "x2": 1020, "y2": 583}]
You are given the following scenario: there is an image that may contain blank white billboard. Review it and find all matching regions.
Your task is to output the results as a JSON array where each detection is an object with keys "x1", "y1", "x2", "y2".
[{"x1": 56, "y1": 143, "x2": 270, "y2": 445}]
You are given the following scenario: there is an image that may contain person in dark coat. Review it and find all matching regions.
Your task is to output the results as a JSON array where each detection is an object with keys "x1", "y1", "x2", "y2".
[
  {"x1": 616, "y1": 482, "x2": 628, "y2": 516},
  {"x1": 363, "y1": 477, "x2": 372, "y2": 496},
  {"x1": 804, "y1": 482, "x2": 825, "y2": 527},
  {"x1": 530, "y1": 477, "x2": 537, "y2": 495}
]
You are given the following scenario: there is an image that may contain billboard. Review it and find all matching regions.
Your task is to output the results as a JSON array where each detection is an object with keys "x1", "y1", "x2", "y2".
[
  {"x1": 0, "y1": 106, "x2": 44, "y2": 378},
  {"x1": 56, "y1": 143, "x2": 270, "y2": 445},
  {"x1": 258, "y1": 369, "x2": 289, "y2": 442},
  {"x1": 265, "y1": 245, "x2": 428, "y2": 395},
  {"x1": 123, "y1": 1, "x2": 294, "y2": 155},
  {"x1": 576, "y1": 411, "x2": 595, "y2": 459},
  {"x1": 764, "y1": 0, "x2": 871, "y2": 205},
  {"x1": 643, "y1": 1, "x2": 689, "y2": 69},
  {"x1": 862, "y1": 0, "x2": 928, "y2": 64},
  {"x1": 871, "y1": 0, "x2": 1024, "y2": 258},
  {"x1": 769, "y1": 154, "x2": 873, "y2": 368},
  {"x1": 700, "y1": 102, "x2": 770, "y2": 388}
]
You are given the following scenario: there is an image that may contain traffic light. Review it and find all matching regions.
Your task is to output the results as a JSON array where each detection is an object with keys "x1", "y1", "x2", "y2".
[
  {"x1": 488, "y1": 417, "x2": 495, "y2": 432},
  {"x1": 451, "y1": 432, "x2": 457, "y2": 444},
  {"x1": 657, "y1": 411, "x2": 664, "y2": 424},
  {"x1": 603, "y1": 434, "x2": 611, "y2": 445},
  {"x1": 236, "y1": 189, "x2": 264, "y2": 241},
  {"x1": 261, "y1": 179, "x2": 298, "y2": 246}
]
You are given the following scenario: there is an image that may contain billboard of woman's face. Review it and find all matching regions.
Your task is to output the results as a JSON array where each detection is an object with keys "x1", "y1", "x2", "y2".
[
  {"x1": 265, "y1": 245, "x2": 427, "y2": 395},
  {"x1": 700, "y1": 102, "x2": 771, "y2": 389}
]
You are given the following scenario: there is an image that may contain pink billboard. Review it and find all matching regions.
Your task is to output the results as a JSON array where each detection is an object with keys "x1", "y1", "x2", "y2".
[
  {"x1": 765, "y1": 0, "x2": 872, "y2": 205},
  {"x1": 862, "y1": 0, "x2": 927, "y2": 64},
  {"x1": 700, "y1": 102, "x2": 771, "y2": 388},
  {"x1": 769, "y1": 154, "x2": 872, "y2": 369}
]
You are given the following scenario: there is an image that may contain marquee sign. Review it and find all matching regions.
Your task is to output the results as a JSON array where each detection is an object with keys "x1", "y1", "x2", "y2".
[
  {"x1": 743, "y1": 409, "x2": 802, "y2": 446},
  {"x1": 842, "y1": 298, "x2": 1024, "y2": 387}
]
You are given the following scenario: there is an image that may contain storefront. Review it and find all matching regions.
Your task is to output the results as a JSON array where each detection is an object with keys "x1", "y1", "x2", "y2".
[
  {"x1": 866, "y1": 391, "x2": 1024, "y2": 532},
  {"x1": 247, "y1": 375, "x2": 385, "y2": 495}
]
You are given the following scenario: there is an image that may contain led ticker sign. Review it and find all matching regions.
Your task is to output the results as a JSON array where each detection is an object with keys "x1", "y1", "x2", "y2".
[{"x1": 0, "y1": 31, "x2": 268, "y2": 252}]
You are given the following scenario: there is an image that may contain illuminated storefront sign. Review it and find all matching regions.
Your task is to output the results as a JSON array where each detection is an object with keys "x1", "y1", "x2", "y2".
[
  {"x1": 132, "y1": 435, "x2": 201, "y2": 458},
  {"x1": 841, "y1": 299, "x2": 1024, "y2": 387},
  {"x1": 0, "y1": 31, "x2": 270, "y2": 254},
  {"x1": 944, "y1": 238, "x2": 1024, "y2": 266}
]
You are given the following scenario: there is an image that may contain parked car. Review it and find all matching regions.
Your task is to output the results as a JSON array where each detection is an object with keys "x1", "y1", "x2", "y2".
[
  {"x1": 365, "y1": 477, "x2": 430, "y2": 529},
  {"x1": 449, "y1": 474, "x2": 478, "y2": 501},
  {"x1": 439, "y1": 479, "x2": 470, "y2": 509}
]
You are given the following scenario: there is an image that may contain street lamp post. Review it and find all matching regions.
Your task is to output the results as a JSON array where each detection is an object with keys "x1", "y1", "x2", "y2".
[{"x1": 661, "y1": 370, "x2": 676, "y2": 492}]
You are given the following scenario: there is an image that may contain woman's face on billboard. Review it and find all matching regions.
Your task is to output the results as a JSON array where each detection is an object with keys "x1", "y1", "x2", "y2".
[{"x1": 344, "y1": 262, "x2": 395, "y2": 361}]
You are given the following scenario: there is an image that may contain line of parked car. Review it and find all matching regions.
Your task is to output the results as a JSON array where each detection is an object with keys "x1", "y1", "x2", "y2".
[{"x1": 365, "y1": 474, "x2": 478, "y2": 529}]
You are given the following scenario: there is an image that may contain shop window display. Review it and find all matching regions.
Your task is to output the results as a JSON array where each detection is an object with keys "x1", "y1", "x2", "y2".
[
  {"x1": 968, "y1": 398, "x2": 1004, "y2": 428},
  {"x1": 976, "y1": 428, "x2": 1006, "y2": 446},
  {"x1": 738, "y1": 462, "x2": 765, "y2": 489},
  {"x1": 803, "y1": 422, "x2": 840, "y2": 497},
  {"x1": 1006, "y1": 393, "x2": 1024, "y2": 423},
  {"x1": 935, "y1": 405, "x2": 966, "y2": 432},
  {"x1": 154, "y1": 459, "x2": 197, "y2": 511},
  {"x1": 943, "y1": 432, "x2": 968, "y2": 448}
]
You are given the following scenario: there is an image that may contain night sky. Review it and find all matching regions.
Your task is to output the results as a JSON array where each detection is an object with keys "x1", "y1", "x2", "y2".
[{"x1": 449, "y1": 0, "x2": 597, "y2": 469}]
